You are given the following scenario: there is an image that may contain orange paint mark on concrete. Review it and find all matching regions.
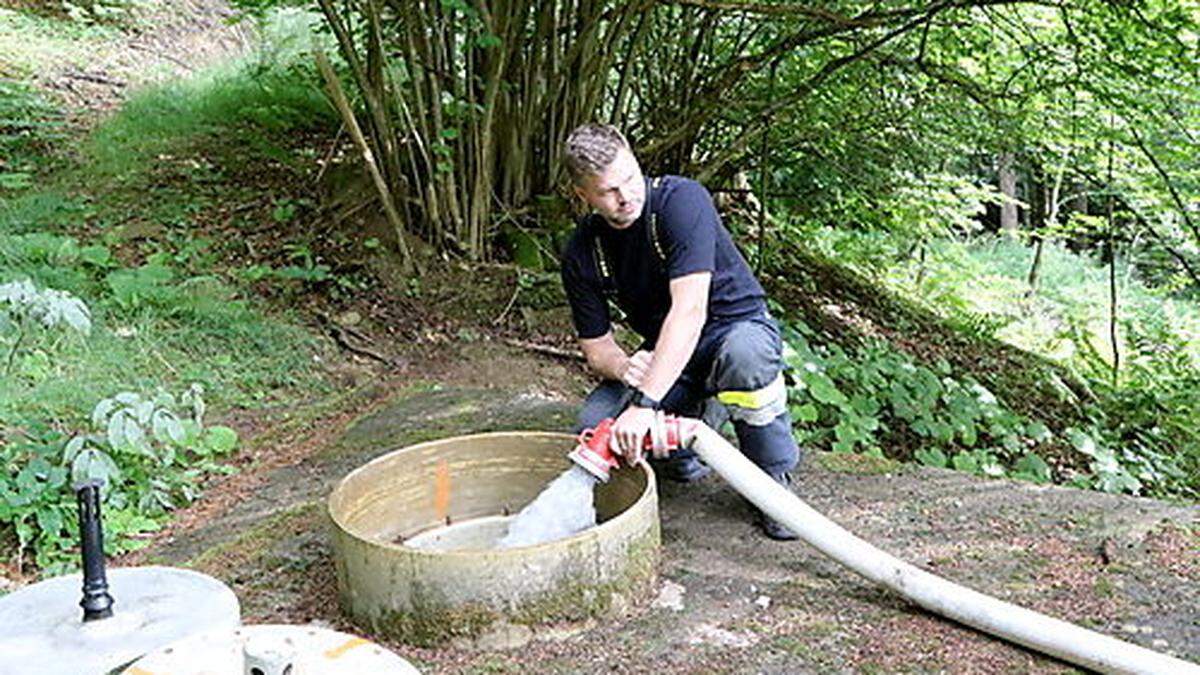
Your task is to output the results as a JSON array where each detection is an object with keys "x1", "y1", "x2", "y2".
[
  {"x1": 434, "y1": 458, "x2": 451, "y2": 521},
  {"x1": 125, "y1": 668, "x2": 156, "y2": 675},
  {"x1": 324, "y1": 636, "x2": 369, "y2": 659}
]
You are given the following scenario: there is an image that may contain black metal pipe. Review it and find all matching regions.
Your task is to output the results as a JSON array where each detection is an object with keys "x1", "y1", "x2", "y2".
[{"x1": 75, "y1": 480, "x2": 114, "y2": 621}]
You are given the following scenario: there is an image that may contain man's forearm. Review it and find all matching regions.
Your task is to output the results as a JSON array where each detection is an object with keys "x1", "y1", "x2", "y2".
[
  {"x1": 639, "y1": 305, "x2": 704, "y2": 401},
  {"x1": 581, "y1": 333, "x2": 630, "y2": 381}
]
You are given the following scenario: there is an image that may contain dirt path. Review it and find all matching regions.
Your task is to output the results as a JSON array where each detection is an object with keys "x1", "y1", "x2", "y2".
[
  {"x1": 3, "y1": 0, "x2": 252, "y2": 116},
  {"x1": 131, "y1": 342, "x2": 1199, "y2": 673}
]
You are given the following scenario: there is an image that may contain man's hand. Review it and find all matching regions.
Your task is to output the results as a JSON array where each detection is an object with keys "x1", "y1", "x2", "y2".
[
  {"x1": 611, "y1": 405, "x2": 657, "y2": 465},
  {"x1": 622, "y1": 350, "x2": 653, "y2": 388}
]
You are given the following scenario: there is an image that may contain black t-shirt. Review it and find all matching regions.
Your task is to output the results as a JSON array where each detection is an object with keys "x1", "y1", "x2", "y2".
[{"x1": 560, "y1": 175, "x2": 766, "y2": 344}]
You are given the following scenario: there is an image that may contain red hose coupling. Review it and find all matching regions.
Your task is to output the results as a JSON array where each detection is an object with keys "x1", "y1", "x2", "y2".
[{"x1": 567, "y1": 416, "x2": 686, "y2": 482}]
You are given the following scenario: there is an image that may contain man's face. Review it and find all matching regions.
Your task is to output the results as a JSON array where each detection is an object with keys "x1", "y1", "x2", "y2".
[{"x1": 574, "y1": 147, "x2": 645, "y2": 229}]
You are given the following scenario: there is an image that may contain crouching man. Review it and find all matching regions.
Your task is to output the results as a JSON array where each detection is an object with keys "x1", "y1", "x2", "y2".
[{"x1": 559, "y1": 123, "x2": 800, "y2": 540}]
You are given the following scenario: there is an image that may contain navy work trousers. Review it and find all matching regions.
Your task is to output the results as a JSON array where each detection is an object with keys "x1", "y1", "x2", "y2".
[{"x1": 575, "y1": 313, "x2": 800, "y2": 476}]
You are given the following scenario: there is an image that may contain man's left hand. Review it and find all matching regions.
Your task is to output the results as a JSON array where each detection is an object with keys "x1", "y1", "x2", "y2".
[{"x1": 611, "y1": 405, "x2": 658, "y2": 465}]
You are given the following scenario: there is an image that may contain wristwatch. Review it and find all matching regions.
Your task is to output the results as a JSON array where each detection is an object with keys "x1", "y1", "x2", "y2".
[{"x1": 630, "y1": 388, "x2": 661, "y2": 410}]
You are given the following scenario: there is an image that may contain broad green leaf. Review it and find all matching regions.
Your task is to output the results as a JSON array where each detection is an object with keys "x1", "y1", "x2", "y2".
[
  {"x1": 71, "y1": 448, "x2": 120, "y2": 487},
  {"x1": 915, "y1": 447, "x2": 947, "y2": 468},
  {"x1": 151, "y1": 410, "x2": 185, "y2": 445},
  {"x1": 792, "y1": 403, "x2": 819, "y2": 423},
  {"x1": 106, "y1": 409, "x2": 128, "y2": 451},
  {"x1": 960, "y1": 423, "x2": 977, "y2": 448},
  {"x1": 134, "y1": 399, "x2": 155, "y2": 425},
  {"x1": 63, "y1": 435, "x2": 86, "y2": 463},
  {"x1": 951, "y1": 452, "x2": 978, "y2": 473},
  {"x1": 1013, "y1": 453, "x2": 1051, "y2": 483},
  {"x1": 36, "y1": 508, "x2": 63, "y2": 537},
  {"x1": 124, "y1": 416, "x2": 148, "y2": 453},
  {"x1": 1025, "y1": 422, "x2": 1052, "y2": 443},
  {"x1": 808, "y1": 374, "x2": 846, "y2": 406},
  {"x1": 92, "y1": 398, "x2": 118, "y2": 427},
  {"x1": 201, "y1": 426, "x2": 238, "y2": 455}
]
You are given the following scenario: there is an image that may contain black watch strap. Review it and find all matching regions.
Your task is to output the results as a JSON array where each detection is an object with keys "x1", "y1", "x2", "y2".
[{"x1": 631, "y1": 388, "x2": 661, "y2": 410}]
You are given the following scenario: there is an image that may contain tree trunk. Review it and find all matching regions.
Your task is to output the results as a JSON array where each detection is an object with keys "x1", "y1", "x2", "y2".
[{"x1": 998, "y1": 151, "x2": 1018, "y2": 237}]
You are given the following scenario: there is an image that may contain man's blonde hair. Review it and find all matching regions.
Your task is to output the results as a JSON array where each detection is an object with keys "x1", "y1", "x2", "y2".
[{"x1": 564, "y1": 123, "x2": 630, "y2": 184}]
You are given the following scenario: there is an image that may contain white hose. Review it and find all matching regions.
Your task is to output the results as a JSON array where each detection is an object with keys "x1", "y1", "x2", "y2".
[{"x1": 684, "y1": 423, "x2": 1200, "y2": 675}]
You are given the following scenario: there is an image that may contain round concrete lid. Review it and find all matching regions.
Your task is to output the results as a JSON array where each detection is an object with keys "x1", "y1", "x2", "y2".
[
  {"x1": 0, "y1": 566, "x2": 240, "y2": 675},
  {"x1": 122, "y1": 624, "x2": 420, "y2": 674}
]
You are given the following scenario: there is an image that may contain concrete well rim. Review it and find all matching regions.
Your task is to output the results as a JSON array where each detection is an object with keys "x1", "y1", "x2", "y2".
[{"x1": 326, "y1": 430, "x2": 657, "y2": 558}]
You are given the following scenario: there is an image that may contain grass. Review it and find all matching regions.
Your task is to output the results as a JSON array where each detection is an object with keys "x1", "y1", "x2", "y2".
[
  {"x1": 894, "y1": 236, "x2": 1200, "y2": 379},
  {"x1": 0, "y1": 6, "x2": 343, "y2": 572},
  {"x1": 1, "y1": 21, "x2": 336, "y2": 424},
  {"x1": 0, "y1": 7, "x2": 121, "y2": 76}
]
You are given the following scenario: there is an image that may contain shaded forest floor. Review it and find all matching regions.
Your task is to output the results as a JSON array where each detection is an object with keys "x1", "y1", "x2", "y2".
[
  {"x1": 3, "y1": 5, "x2": 1199, "y2": 672},
  {"x1": 126, "y1": 364, "x2": 1200, "y2": 674}
]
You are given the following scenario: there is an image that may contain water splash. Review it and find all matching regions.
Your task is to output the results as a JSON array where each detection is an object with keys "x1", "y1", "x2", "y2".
[{"x1": 497, "y1": 465, "x2": 599, "y2": 548}]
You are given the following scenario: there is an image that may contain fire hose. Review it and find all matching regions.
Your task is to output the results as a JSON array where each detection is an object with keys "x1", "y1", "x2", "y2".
[{"x1": 569, "y1": 416, "x2": 1199, "y2": 675}]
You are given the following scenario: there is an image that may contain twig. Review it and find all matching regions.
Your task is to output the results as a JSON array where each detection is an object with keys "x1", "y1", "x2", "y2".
[
  {"x1": 62, "y1": 70, "x2": 126, "y2": 88},
  {"x1": 493, "y1": 272, "x2": 522, "y2": 325},
  {"x1": 316, "y1": 314, "x2": 395, "y2": 367},
  {"x1": 502, "y1": 338, "x2": 585, "y2": 361},
  {"x1": 313, "y1": 122, "x2": 346, "y2": 185}
]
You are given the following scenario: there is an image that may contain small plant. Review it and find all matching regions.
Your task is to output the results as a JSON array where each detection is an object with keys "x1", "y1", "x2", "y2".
[
  {"x1": 1065, "y1": 428, "x2": 1144, "y2": 495},
  {"x1": 0, "y1": 279, "x2": 92, "y2": 375},
  {"x1": 784, "y1": 320, "x2": 1044, "y2": 480},
  {"x1": 64, "y1": 385, "x2": 239, "y2": 514},
  {"x1": 0, "y1": 423, "x2": 74, "y2": 572},
  {"x1": 0, "y1": 80, "x2": 64, "y2": 192}
]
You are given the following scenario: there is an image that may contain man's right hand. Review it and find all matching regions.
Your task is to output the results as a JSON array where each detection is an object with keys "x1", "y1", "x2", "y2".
[{"x1": 622, "y1": 350, "x2": 653, "y2": 388}]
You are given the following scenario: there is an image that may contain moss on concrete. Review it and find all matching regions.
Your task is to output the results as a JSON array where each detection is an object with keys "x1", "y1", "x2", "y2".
[
  {"x1": 814, "y1": 450, "x2": 902, "y2": 475},
  {"x1": 363, "y1": 524, "x2": 661, "y2": 646},
  {"x1": 373, "y1": 603, "x2": 502, "y2": 647},
  {"x1": 187, "y1": 500, "x2": 323, "y2": 572},
  {"x1": 511, "y1": 526, "x2": 660, "y2": 626},
  {"x1": 320, "y1": 385, "x2": 575, "y2": 461}
]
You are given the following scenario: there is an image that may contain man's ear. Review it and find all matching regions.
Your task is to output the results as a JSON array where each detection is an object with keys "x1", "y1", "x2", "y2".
[{"x1": 572, "y1": 183, "x2": 586, "y2": 202}]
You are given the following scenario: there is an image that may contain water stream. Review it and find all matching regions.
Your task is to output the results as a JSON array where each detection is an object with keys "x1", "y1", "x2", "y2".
[
  {"x1": 400, "y1": 465, "x2": 601, "y2": 551},
  {"x1": 496, "y1": 465, "x2": 599, "y2": 548}
]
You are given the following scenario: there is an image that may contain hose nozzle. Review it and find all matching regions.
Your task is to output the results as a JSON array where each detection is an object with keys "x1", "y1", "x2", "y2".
[{"x1": 567, "y1": 416, "x2": 689, "y2": 482}]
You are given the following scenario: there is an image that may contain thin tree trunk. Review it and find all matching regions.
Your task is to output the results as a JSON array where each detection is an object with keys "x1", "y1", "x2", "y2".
[
  {"x1": 1025, "y1": 237, "x2": 1045, "y2": 293},
  {"x1": 315, "y1": 46, "x2": 415, "y2": 274},
  {"x1": 998, "y1": 151, "x2": 1018, "y2": 236},
  {"x1": 1106, "y1": 141, "x2": 1119, "y2": 385}
]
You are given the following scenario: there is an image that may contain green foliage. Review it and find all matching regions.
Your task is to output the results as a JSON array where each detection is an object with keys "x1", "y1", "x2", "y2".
[
  {"x1": 501, "y1": 226, "x2": 545, "y2": 271},
  {"x1": 0, "y1": 79, "x2": 64, "y2": 192},
  {"x1": 0, "y1": 279, "x2": 91, "y2": 374},
  {"x1": 86, "y1": 31, "x2": 335, "y2": 184},
  {"x1": 2, "y1": 385, "x2": 236, "y2": 574},
  {"x1": 0, "y1": 7, "x2": 339, "y2": 575},
  {"x1": 59, "y1": 0, "x2": 146, "y2": 25},
  {"x1": 64, "y1": 385, "x2": 237, "y2": 511},
  {"x1": 783, "y1": 321, "x2": 1043, "y2": 481},
  {"x1": 0, "y1": 223, "x2": 323, "y2": 422},
  {"x1": 798, "y1": 225, "x2": 1200, "y2": 498},
  {"x1": 6, "y1": 0, "x2": 149, "y2": 25}
]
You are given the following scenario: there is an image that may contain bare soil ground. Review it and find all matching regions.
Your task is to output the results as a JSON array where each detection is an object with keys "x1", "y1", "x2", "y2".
[
  {"x1": 126, "y1": 346, "x2": 1199, "y2": 673},
  {"x1": 13, "y1": 0, "x2": 253, "y2": 117}
]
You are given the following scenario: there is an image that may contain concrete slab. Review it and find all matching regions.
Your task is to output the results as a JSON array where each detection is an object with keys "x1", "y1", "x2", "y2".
[
  {"x1": 0, "y1": 566, "x2": 239, "y2": 675},
  {"x1": 123, "y1": 624, "x2": 419, "y2": 674}
]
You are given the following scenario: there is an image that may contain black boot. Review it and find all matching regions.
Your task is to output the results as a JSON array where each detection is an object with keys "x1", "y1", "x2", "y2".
[
  {"x1": 649, "y1": 453, "x2": 712, "y2": 483},
  {"x1": 753, "y1": 472, "x2": 799, "y2": 541}
]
